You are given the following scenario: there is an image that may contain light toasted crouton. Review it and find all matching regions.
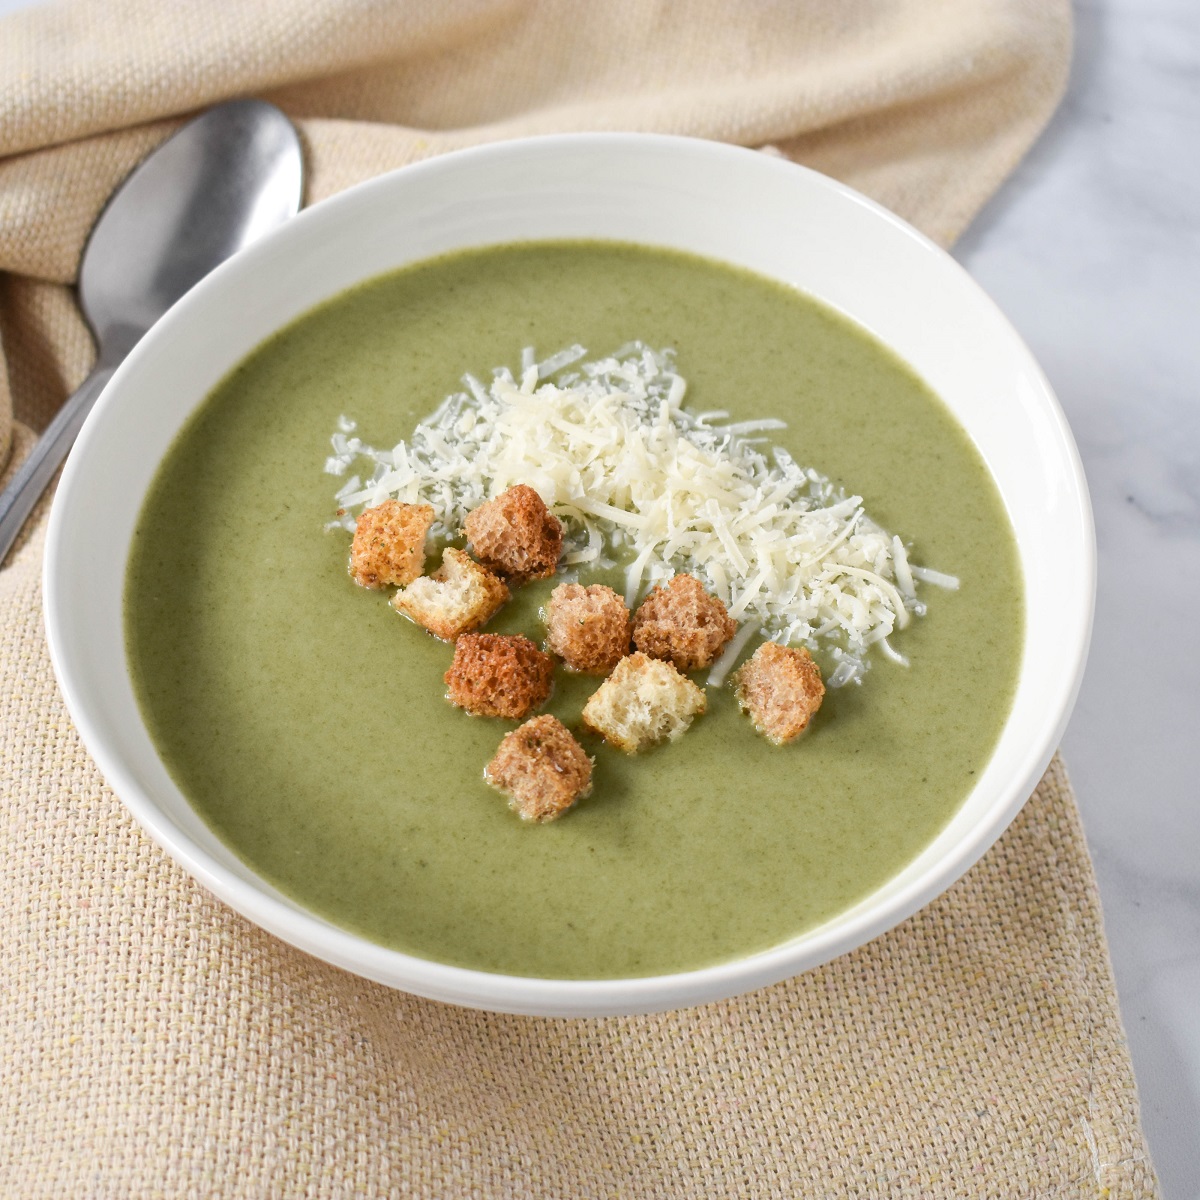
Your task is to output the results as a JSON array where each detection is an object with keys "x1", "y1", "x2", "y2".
[
  {"x1": 581, "y1": 652, "x2": 706, "y2": 754},
  {"x1": 734, "y1": 641, "x2": 825, "y2": 745},
  {"x1": 484, "y1": 715, "x2": 593, "y2": 822},
  {"x1": 545, "y1": 583, "x2": 632, "y2": 675},
  {"x1": 444, "y1": 633, "x2": 554, "y2": 719},
  {"x1": 349, "y1": 499, "x2": 435, "y2": 588},
  {"x1": 464, "y1": 484, "x2": 563, "y2": 583},
  {"x1": 391, "y1": 547, "x2": 509, "y2": 641},
  {"x1": 632, "y1": 573, "x2": 737, "y2": 672}
]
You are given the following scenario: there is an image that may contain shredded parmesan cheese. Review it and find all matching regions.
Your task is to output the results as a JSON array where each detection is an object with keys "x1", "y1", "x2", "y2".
[{"x1": 325, "y1": 344, "x2": 949, "y2": 684}]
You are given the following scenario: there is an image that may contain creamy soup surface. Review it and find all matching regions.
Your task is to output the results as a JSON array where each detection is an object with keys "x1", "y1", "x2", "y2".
[{"x1": 125, "y1": 242, "x2": 1023, "y2": 979}]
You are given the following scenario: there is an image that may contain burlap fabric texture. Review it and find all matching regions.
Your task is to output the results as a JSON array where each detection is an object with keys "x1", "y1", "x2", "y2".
[{"x1": 0, "y1": 2, "x2": 1161, "y2": 1196}]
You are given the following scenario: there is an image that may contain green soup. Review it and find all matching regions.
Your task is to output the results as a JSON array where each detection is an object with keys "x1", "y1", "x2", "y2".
[{"x1": 125, "y1": 242, "x2": 1022, "y2": 979}]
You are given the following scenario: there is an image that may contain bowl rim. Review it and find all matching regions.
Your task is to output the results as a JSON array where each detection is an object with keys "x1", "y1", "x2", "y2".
[{"x1": 43, "y1": 131, "x2": 1095, "y2": 1017}]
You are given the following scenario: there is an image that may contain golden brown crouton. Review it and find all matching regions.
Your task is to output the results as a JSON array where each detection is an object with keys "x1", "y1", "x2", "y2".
[
  {"x1": 484, "y1": 714, "x2": 594, "y2": 822},
  {"x1": 632, "y1": 573, "x2": 737, "y2": 672},
  {"x1": 444, "y1": 633, "x2": 554, "y2": 719},
  {"x1": 581, "y1": 652, "x2": 706, "y2": 754},
  {"x1": 464, "y1": 484, "x2": 563, "y2": 583},
  {"x1": 545, "y1": 583, "x2": 632, "y2": 674},
  {"x1": 391, "y1": 547, "x2": 509, "y2": 641},
  {"x1": 733, "y1": 641, "x2": 825, "y2": 745},
  {"x1": 349, "y1": 499, "x2": 435, "y2": 588}
]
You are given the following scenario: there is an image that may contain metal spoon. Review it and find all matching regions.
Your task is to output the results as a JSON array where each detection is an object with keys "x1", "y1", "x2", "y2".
[{"x1": 0, "y1": 98, "x2": 304, "y2": 562}]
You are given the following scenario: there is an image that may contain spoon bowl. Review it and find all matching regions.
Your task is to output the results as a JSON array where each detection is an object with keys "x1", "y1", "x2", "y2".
[
  {"x1": 0, "y1": 99, "x2": 304, "y2": 560},
  {"x1": 80, "y1": 99, "x2": 304, "y2": 358}
]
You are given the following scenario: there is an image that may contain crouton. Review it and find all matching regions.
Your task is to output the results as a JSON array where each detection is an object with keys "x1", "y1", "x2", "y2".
[
  {"x1": 733, "y1": 641, "x2": 825, "y2": 745},
  {"x1": 391, "y1": 547, "x2": 509, "y2": 641},
  {"x1": 581, "y1": 652, "x2": 706, "y2": 754},
  {"x1": 444, "y1": 633, "x2": 554, "y2": 719},
  {"x1": 349, "y1": 499, "x2": 435, "y2": 588},
  {"x1": 545, "y1": 582, "x2": 632, "y2": 674},
  {"x1": 464, "y1": 484, "x2": 563, "y2": 583},
  {"x1": 632, "y1": 573, "x2": 737, "y2": 672},
  {"x1": 484, "y1": 714, "x2": 593, "y2": 822}
]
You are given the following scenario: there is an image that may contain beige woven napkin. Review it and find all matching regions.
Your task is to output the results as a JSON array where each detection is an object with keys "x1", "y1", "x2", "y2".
[{"x1": 0, "y1": 2, "x2": 1161, "y2": 1196}]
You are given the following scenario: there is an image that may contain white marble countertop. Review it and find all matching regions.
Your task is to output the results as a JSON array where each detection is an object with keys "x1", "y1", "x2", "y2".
[
  {"x1": 2, "y1": 0, "x2": 1194, "y2": 1192},
  {"x1": 954, "y1": 2, "x2": 1199, "y2": 1193}
]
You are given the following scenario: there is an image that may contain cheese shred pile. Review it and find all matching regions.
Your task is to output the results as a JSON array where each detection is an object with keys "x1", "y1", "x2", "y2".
[{"x1": 325, "y1": 344, "x2": 956, "y2": 685}]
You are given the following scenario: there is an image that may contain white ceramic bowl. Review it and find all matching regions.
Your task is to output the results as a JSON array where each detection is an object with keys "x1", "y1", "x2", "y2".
[{"x1": 43, "y1": 134, "x2": 1094, "y2": 1017}]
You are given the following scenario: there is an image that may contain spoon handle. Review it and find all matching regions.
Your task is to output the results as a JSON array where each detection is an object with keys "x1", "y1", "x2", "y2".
[{"x1": 0, "y1": 363, "x2": 115, "y2": 565}]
